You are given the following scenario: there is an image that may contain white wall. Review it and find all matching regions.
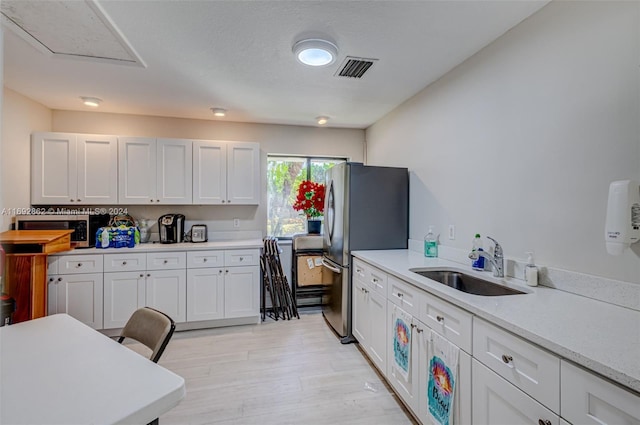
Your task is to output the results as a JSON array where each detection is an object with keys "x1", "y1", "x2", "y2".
[
  {"x1": 366, "y1": 1, "x2": 640, "y2": 284},
  {"x1": 1, "y1": 89, "x2": 52, "y2": 230},
  {"x1": 0, "y1": 109, "x2": 362, "y2": 235}
]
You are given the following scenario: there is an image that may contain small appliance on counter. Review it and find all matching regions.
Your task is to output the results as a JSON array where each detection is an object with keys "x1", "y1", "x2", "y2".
[
  {"x1": 190, "y1": 224, "x2": 208, "y2": 243},
  {"x1": 158, "y1": 214, "x2": 185, "y2": 244}
]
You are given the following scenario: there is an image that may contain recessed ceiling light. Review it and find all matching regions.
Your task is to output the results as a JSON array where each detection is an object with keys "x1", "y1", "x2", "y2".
[
  {"x1": 293, "y1": 39, "x2": 338, "y2": 67},
  {"x1": 211, "y1": 108, "x2": 227, "y2": 117},
  {"x1": 80, "y1": 96, "x2": 101, "y2": 107},
  {"x1": 316, "y1": 116, "x2": 329, "y2": 125}
]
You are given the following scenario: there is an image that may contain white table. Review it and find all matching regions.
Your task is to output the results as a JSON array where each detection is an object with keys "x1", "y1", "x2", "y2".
[{"x1": 0, "y1": 314, "x2": 186, "y2": 424}]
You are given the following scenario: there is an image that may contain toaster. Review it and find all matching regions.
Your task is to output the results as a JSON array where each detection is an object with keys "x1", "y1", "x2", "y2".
[{"x1": 190, "y1": 224, "x2": 208, "y2": 243}]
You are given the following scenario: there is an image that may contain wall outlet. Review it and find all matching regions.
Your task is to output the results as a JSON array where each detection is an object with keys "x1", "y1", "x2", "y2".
[
  {"x1": 233, "y1": 218, "x2": 240, "y2": 228},
  {"x1": 448, "y1": 225, "x2": 455, "y2": 240}
]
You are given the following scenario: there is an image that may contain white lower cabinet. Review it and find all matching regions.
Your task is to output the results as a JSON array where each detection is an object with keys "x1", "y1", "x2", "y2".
[
  {"x1": 145, "y1": 269, "x2": 187, "y2": 323},
  {"x1": 561, "y1": 360, "x2": 640, "y2": 424},
  {"x1": 186, "y1": 268, "x2": 224, "y2": 321},
  {"x1": 387, "y1": 302, "x2": 420, "y2": 412},
  {"x1": 103, "y1": 271, "x2": 146, "y2": 329},
  {"x1": 417, "y1": 332, "x2": 472, "y2": 425},
  {"x1": 352, "y1": 271, "x2": 387, "y2": 373},
  {"x1": 473, "y1": 359, "x2": 559, "y2": 425},
  {"x1": 224, "y1": 266, "x2": 259, "y2": 318},
  {"x1": 48, "y1": 273, "x2": 103, "y2": 329},
  {"x1": 186, "y1": 249, "x2": 260, "y2": 321}
]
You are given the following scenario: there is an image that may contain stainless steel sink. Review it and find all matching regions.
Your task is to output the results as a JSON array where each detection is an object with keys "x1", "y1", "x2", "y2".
[{"x1": 411, "y1": 269, "x2": 526, "y2": 296}]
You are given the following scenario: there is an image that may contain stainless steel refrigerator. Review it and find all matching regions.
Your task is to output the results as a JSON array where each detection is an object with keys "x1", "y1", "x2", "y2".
[{"x1": 321, "y1": 162, "x2": 408, "y2": 343}]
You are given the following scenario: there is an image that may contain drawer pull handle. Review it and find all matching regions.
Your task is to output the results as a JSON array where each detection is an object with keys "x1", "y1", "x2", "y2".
[
  {"x1": 203, "y1": 258, "x2": 207, "y2": 262},
  {"x1": 538, "y1": 420, "x2": 551, "y2": 425},
  {"x1": 416, "y1": 327, "x2": 424, "y2": 333},
  {"x1": 372, "y1": 278, "x2": 378, "y2": 282},
  {"x1": 139, "y1": 274, "x2": 144, "y2": 278},
  {"x1": 163, "y1": 260, "x2": 168, "y2": 264},
  {"x1": 122, "y1": 261, "x2": 127, "y2": 265},
  {"x1": 239, "y1": 257, "x2": 243, "y2": 261},
  {"x1": 436, "y1": 315, "x2": 445, "y2": 323},
  {"x1": 147, "y1": 274, "x2": 151, "y2": 277},
  {"x1": 397, "y1": 293, "x2": 403, "y2": 298},
  {"x1": 77, "y1": 263, "x2": 82, "y2": 267},
  {"x1": 57, "y1": 277, "x2": 63, "y2": 282},
  {"x1": 502, "y1": 354, "x2": 514, "y2": 364}
]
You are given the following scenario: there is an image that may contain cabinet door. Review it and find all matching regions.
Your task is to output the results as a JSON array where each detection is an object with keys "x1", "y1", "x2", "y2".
[
  {"x1": 224, "y1": 266, "x2": 259, "y2": 319},
  {"x1": 103, "y1": 271, "x2": 146, "y2": 329},
  {"x1": 561, "y1": 360, "x2": 640, "y2": 424},
  {"x1": 367, "y1": 289, "x2": 387, "y2": 374},
  {"x1": 145, "y1": 269, "x2": 186, "y2": 323},
  {"x1": 118, "y1": 137, "x2": 157, "y2": 204},
  {"x1": 417, "y1": 331, "x2": 472, "y2": 425},
  {"x1": 157, "y1": 138, "x2": 192, "y2": 204},
  {"x1": 31, "y1": 132, "x2": 77, "y2": 205},
  {"x1": 472, "y1": 359, "x2": 559, "y2": 425},
  {"x1": 54, "y1": 273, "x2": 104, "y2": 330},
  {"x1": 193, "y1": 140, "x2": 226, "y2": 204},
  {"x1": 186, "y1": 268, "x2": 225, "y2": 321},
  {"x1": 76, "y1": 134, "x2": 118, "y2": 204},
  {"x1": 387, "y1": 302, "x2": 419, "y2": 414},
  {"x1": 352, "y1": 278, "x2": 369, "y2": 345},
  {"x1": 226, "y1": 142, "x2": 260, "y2": 205}
]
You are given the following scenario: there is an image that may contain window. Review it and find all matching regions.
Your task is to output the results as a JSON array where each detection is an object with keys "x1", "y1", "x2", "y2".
[{"x1": 267, "y1": 155, "x2": 346, "y2": 237}]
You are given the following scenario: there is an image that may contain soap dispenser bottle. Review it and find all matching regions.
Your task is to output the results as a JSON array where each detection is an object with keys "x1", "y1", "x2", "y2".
[
  {"x1": 471, "y1": 234, "x2": 485, "y2": 270},
  {"x1": 524, "y1": 252, "x2": 538, "y2": 287},
  {"x1": 424, "y1": 226, "x2": 438, "y2": 258}
]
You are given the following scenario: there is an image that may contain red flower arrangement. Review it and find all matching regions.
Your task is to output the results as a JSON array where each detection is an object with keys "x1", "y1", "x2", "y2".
[{"x1": 292, "y1": 180, "x2": 325, "y2": 219}]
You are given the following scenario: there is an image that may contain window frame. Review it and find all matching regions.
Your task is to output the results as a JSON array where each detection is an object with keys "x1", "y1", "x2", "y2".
[{"x1": 266, "y1": 154, "x2": 347, "y2": 239}]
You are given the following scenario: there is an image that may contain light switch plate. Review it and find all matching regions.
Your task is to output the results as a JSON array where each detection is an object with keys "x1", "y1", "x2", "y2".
[
  {"x1": 233, "y1": 218, "x2": 240, "y2": 228},
  {"x1": 448, "y1": 225, "x2": 455, "y2": 240}
]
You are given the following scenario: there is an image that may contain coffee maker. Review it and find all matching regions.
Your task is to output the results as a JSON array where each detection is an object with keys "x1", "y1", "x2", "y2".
[{"x1": 158, "y1": 214, "x2": 185, "y2": 243}]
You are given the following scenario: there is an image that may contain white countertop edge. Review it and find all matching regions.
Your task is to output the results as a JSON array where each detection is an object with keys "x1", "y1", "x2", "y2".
[
  {"x1": 53, "y1": 239, "x2": 263, "y2": 255},
  {"x1": 352, "y1": 249, "x2": 640, "y2": 395}
]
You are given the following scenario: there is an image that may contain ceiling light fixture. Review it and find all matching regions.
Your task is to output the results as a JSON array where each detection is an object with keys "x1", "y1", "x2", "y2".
[
  {"x1": 293, "y1": 39, "x2": 338, "y2": 67},
  {"x1": 80, "y1": 96, "x2": 102, "y2": 107},
  {"x1": 211, "y1": 108, "x2": 227, "y2": 117},
  {"x1": 316, "y1": 116, "x2": 329, "y2": 125}
]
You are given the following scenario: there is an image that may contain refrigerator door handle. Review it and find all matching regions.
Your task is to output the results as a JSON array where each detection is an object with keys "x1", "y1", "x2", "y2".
[{"x1": 321, "y1": 258, "x2": 342, "y2": 274}]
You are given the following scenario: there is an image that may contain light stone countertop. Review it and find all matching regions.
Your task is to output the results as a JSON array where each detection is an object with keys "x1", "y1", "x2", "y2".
[
  {"x1": 352, "y1": 249, "x2": 640, "y2": 394},
  {"x1": 52, "y1": 239, "x2": 263, "y2": 255}
]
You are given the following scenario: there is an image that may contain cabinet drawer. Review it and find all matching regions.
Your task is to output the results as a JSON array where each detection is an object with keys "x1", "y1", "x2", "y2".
[
  {"x1": 187, "y1": 250, "x2": 224, "y2": 268},
  {"x1": 224, "y1": 249, "x2": 259, "y2": 267},
  {"x1": 146, "y1": 252, "x2": 186, "y2": 270},
  {"x1": 561, "y1": 360, "x2": 640, "y2": 424},
  {"x1": 103, "y1": 253, "x2": 146, "y2": 272},
  {"x1": 473, "y1": 318, "x2": 560, "y2": 413},
  {"x1": 472, "y1": 359, "x2": 559, "y2": 425},
  {"x1": 387, "y1": 275, "x2": 421, "y2": 317},
  {"x1": 419, "y1": 294, "x2": 472, "y2": 353},
  {"x1": 57, "y1": 254, "x2": 103, "y2": 274},
  {"x1": 353, "y1": 259, "x2": 388, "y2": 295}
]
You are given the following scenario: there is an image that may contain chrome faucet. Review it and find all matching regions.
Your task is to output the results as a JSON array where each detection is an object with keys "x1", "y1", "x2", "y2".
[{"x1": 468, "y1": 236, "x2": 504, "y2": 278}]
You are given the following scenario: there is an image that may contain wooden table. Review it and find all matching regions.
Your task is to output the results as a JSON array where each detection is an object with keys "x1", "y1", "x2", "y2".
[
  {"x1": 0, "y1": 314, "x2": 186, "y2": 424},
  {"x1": 0, "y1": 230, "x2": 74, "y2": 322}
]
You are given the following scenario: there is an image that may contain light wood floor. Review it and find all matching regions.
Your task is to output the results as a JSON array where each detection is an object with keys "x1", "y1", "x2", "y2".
[{"x1": 142, "y1": 311, "x2": 415, "y2": 424}]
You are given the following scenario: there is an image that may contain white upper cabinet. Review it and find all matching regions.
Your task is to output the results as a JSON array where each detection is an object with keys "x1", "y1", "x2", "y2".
[
  {"x1": 32, "y1": 132, "x2": 118, "y2": 205},
  {"x1": 227, "y1": 142, "x2": 260, "y2": 204},
  {"x1": 157, "y1": 138, "x2": 192, "y2": 204},
  {"x1": 193, "y1": 140, "x2": 226, "y2": 204},
  {"x1": 193, "y1": 140, "x2": 260, "y2": 205},
  {"x1": 118, "y1": 137, "x2": 157, "y2": 204},
  {"x1": 118, "y1": 137, "x2": 192, "y2": 204}
]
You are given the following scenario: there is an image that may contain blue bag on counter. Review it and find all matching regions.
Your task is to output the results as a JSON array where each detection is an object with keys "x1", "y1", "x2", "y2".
[{"x1": 96, "y1": 226, "x2": 140, "y2": 248}]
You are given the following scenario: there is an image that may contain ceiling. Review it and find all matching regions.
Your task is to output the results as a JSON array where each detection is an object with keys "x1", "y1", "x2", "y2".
[{"x1": 2, "y1": 0, "x2": 549, "y2": 129}]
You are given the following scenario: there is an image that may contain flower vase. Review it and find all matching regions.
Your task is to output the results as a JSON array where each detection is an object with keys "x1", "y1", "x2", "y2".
[{"x1": 307, "y1": 218, "x2": 322, "y2": 235}]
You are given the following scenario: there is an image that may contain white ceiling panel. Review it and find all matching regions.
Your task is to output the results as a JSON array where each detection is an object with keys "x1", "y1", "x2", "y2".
[{"x1": 2, "y1": 0, "x2": 550, "y2": 128}]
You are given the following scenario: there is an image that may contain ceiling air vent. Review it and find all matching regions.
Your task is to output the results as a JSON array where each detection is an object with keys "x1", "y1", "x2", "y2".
[{"x1": 334, "y1": 56, "x2": 378, "y2": 79}]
